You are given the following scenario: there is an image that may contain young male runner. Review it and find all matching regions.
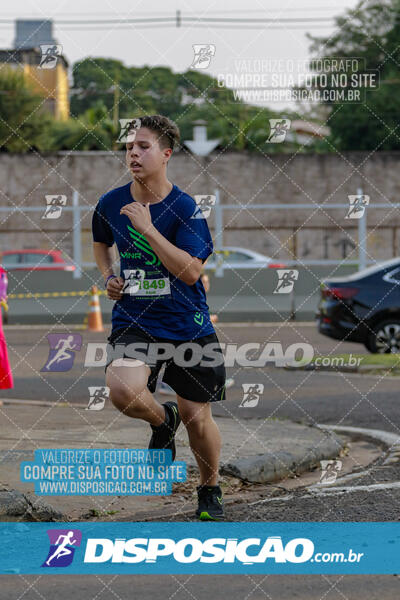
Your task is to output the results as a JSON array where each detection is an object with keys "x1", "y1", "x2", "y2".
[{"x1": 92, "y1": 115, "x2": 226, "y2": 520}]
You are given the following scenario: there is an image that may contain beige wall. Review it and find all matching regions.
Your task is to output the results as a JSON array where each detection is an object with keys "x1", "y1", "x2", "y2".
[{"x1": 0, "y1": 150, "x2": 399, "y2": 264}]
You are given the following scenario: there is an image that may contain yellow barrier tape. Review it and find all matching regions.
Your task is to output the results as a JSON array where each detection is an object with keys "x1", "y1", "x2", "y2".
[{"x1": 7, "y1": 289, "x2": 106, "y2": 299}]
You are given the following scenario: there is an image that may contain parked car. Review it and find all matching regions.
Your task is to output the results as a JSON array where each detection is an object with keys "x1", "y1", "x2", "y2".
[
  {"x1": 316, "y1": 257, "x2": 400, "y2": 353},
  {"x1": 204, "y1": 246, "x2": 287, "y2": 269},
  {"x1": 0, "y1": 249, "x2": 75, "y2": 271}
]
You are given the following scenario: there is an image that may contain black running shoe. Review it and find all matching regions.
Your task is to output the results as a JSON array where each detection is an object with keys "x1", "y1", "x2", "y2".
[
  {"x1": 148, "y1": 401, "x2": 181, "y2": 461},
  {"x1": 195, "y1": 485, "x2": 225, "y2": 521}
]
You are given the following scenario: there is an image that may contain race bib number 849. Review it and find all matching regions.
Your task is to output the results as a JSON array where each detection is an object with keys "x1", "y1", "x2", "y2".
[
  {"x1": 134, "y1": 277, "x2": 170, "y2": 296},
  {"x1": 122, "y1": 269, "x2": 170, "y2": 297}
]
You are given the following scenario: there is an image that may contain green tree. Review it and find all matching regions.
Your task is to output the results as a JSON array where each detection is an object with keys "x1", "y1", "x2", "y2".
[
  {"x1": 48, "y1": 101, "x2": 114, "y2": 151},
  {"x1": 70, "y1": 57, "x2": 288, "y2": 153},
  {"x1": 308, "y1": 0, "x2": 400, "y2": 150}
]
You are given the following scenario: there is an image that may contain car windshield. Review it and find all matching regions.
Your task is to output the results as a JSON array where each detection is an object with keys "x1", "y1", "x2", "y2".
[
  {"x1": 341, "y1": 258, "x2": 400, "y2": 280},
  {"x1": 224, "y1": 251, "x2": 252, "y2": 262},
  {"x1": 1, "y1": 254, "x2": 19, "y2": 265},
  {"x1": 23, "y1": 253, "x2": 53, "y2": 264},
  {"x1": 209, "y1": 250, "x2": 253, "y2": 262}
]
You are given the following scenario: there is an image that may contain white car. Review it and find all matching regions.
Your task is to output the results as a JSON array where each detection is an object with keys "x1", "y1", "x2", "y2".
[{"x1": 204, "y1": 247, "x2": 287, "y2": 269}]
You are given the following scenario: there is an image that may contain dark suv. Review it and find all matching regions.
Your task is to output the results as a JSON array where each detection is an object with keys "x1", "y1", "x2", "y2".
[{"x1": 316, "y1": 258, "x2": 400, "y2": 353}]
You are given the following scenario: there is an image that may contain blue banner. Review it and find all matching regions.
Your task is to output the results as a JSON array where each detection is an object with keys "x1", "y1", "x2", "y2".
[
  {"x1": 19, "y1": 449, "x2": 186, "y2": 496},
  {"x1": 1, "y1": 522, "x2": 399, "y2": 574}
]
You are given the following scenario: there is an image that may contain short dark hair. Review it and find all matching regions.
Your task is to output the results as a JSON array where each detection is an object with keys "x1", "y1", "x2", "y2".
[{"x1": 129, "y1": 115, "x2": 180, "y2": 151}]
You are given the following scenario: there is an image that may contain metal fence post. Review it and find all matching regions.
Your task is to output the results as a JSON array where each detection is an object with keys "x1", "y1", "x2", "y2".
[
  {"x1": 214, "y1": 188, "x2": 224, "y2": 278},
  {"x1": 357, "y1": 187, "x2": 367, "y2": 272},
  {"x1": 72, "y1": 190, "x2": 82, "y2": 279}
]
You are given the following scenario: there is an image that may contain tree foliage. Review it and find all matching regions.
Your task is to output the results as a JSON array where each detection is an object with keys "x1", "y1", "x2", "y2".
[
  {"x1": 308, "y1": 0, "x2": 400, "y2": 150},
  {"x1": 70, "y1": 57, "x2": 284, "y2": 153}
]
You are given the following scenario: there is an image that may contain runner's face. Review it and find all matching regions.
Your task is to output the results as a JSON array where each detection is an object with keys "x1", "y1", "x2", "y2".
[{"x1": 125, "y1": 128, "x2": 170, "y2": 179}]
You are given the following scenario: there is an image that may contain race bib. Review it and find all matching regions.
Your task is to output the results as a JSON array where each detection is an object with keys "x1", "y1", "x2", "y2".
[{"x1": 122, "y1": 269, "x2": 170, "y2": 297}]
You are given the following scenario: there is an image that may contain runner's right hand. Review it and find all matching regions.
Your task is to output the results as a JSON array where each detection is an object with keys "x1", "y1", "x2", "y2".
[{"x1": 106, "y1": 276, "x2": 124, "y2": 300}]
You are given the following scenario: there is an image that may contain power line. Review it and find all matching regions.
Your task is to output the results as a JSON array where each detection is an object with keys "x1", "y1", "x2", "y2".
[
  {"x1": 0, "y1": 16, "x2": 335, "y2": 25},
  {"x1": 48, "y1": 24, "x2": 334, "y2": 32},
  {"x1": 0, "y1": 5, "x2": 354, "y2": 18}
]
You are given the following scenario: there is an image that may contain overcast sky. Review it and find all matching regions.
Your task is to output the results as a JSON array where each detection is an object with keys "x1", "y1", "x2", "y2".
[{"x1": 2, "y1": 0, "x2": 361, "y2": 109}]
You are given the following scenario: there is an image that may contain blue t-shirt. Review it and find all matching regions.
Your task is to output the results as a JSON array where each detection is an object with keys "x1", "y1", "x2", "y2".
[{"x1": 92, "y1": 182, "x2": 215, "y2": 340}]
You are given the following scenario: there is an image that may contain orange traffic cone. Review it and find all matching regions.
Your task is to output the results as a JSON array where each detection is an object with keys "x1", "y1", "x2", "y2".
[{"x1": 87, "y1": 285, "x2": 104, "y2": 332}]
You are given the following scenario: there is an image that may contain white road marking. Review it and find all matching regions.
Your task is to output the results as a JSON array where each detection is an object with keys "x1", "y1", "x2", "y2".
[
  {"x1": 251, "y1": 424, "x2": 400, "y2": 504},
  {"x1": 317, "y1": 424, "x2": 400, "y2": 449},
  {"x1": 305, "y1": 481, "x2": 400, "y2": 496}
]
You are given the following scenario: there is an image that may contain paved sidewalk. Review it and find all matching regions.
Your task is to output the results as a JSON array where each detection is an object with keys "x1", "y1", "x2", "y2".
[{"x1": 0, "y1": 400, "x2": 345, "y2": 521}]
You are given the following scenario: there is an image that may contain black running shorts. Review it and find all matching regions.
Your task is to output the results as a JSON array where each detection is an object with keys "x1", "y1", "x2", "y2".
[{"x1": 104, "y1": 326, "x2": 226, "y2": 403}]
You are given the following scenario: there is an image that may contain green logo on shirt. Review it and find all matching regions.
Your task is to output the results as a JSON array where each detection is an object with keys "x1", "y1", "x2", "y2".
[
  {"x1": 120, "y1": 251, "x2": 141, "y2": 259},
  {"x1": 127, "y1": 225, "x2": 160, "y2": 267},
  {"x1": 194, "y1": 312, "x2": 204, "y2": 325}
]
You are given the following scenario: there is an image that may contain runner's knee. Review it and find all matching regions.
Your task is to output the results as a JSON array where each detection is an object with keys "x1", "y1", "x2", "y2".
[
  {"x1": 106, "y1": 364, "x2": 150, "y2": 413},
  {"x1": 179, "y1": 402, "x2": 211, "y2": 429}
]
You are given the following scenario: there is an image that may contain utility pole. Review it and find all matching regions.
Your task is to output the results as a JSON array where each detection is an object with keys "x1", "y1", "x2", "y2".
[
  {"x1": 112, "y1": 71, "x2": 120, "y2": 131},
  {"x1": 112, "y1": 71, "x2": 120, "y2": 151}
]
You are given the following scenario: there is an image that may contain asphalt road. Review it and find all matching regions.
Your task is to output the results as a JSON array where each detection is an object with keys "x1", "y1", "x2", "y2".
[
  {"x1": 3, "y1": 322, "x2": 400, "y2": 515},
  {"x1": 2, "y1": 322, "x2": 399, "y2": 434},
  {"x1": 1, "y1": 323, "x2": 400, "y2": 597},
  {"x1": 1, "y1": 574, "x2": 400, "y2": 600}
]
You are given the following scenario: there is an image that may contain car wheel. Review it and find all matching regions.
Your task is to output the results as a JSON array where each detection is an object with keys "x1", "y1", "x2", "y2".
[{"x1": 367, "y1": 320, "x2": 400, "y2": 353}]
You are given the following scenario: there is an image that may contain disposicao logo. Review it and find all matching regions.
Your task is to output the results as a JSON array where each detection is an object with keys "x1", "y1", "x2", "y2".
[
  {"x1": 42, "y1": 529, "x2": 82, "y2": 568},
  {"x1": 83, "y1": 536, "x2": 315, "y2": 564},
  {"x1": 39, "y1": 533, "x2": 364, "y2": 569}
]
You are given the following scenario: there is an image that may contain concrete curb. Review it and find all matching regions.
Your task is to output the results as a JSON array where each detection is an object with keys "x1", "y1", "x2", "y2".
[
  {"x1": 0, "y1": 402, "x2": 346, "y2": 521},
  {"x1": 220, "y1": 427, "x2": 344, "y2": 483},
  {"x1": 0, "y1": 489, "x2": 65, "y2": 521},
  {"x1": 318, "y1": 423, "x2": 400, "y2": 451}
]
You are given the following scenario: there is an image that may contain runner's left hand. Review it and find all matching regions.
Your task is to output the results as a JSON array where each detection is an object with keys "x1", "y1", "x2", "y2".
[{"x1": 120, "y1": 202, "x2": 153, "y2": 234}]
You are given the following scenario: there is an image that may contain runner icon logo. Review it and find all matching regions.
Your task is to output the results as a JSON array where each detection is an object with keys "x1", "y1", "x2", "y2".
[
  {"x1": 42, "y1": 529, "x2": 82, "y2": 568},
  {"x1": 117, "y1": 118, "x2": 141, "y2": 143},
  {"x1": 345, "y1": 194, "x2": 370, "y2": 219},
  {"x1": 319, "y1": 460, "x2": 343, "y2": 484},
  {"x1": 42, "y1": 195, "x2": 67, "y2": 219},
  {"x1": 190, "y1": 45, "x2": 216, "y2": 70},
  {"x1": 122, "y1": 269, "x2": 146, "y2": 295},
  {"x1": 86, "y1": 386, "x2": 110, "y2": 410},
  {"x1": 41, "y1": 334, "x2": 82, "y2": 372},
  {"x1": 39, "y1": 44, "x2": 62, "y2": 69},
  {"x1": 273, "y1": 269, "x2": 299, "y2": 294},
  {"x1": 191, "y1": 195, "x2": 216, "y2": 219},
  {"x1": 240, "y1": 383, "x2": 264, "y2": 408},
  {"x1": 267, "y1": 119, "x2": 291, "y2": 143}
]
